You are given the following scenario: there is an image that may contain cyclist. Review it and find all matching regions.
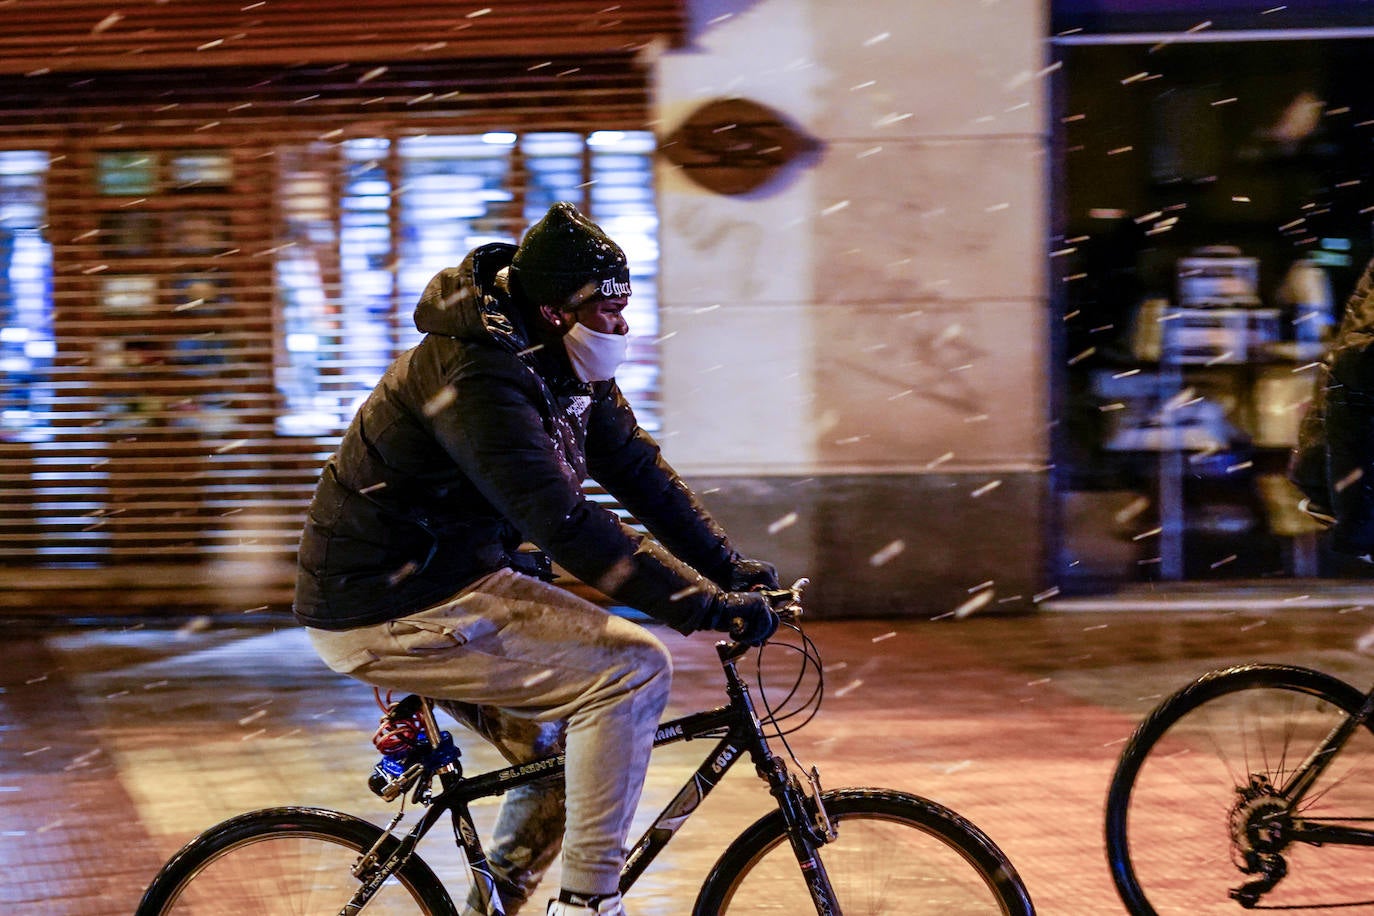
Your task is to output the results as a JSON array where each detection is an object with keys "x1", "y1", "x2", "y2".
[{"x1": 294, "y1": 201, "x2": 780, "y2": 916}]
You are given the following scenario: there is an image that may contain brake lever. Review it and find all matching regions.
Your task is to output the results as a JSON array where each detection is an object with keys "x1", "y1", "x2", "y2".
[{"x1": 765, "y1": 577, "x2": 809, "y2": 623}]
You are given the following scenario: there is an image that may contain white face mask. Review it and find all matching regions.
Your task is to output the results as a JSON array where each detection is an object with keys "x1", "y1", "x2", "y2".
[{"x1": 563, "y1": 321, "x2": 628, "y2": 382}]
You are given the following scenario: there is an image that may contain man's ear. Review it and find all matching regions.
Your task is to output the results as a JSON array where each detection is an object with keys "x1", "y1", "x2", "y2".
[{"x1": 538, "y1": 303, "x2": 565, "y2": 328}]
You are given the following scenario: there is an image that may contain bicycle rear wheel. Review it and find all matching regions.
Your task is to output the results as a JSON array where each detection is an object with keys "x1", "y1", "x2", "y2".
[
  {"x1": 1106, "y1": 664, "x2": 1374, "y2": 914},
  {"x1": 693, "y1": 787, "x2": 1032, "y2": 915},
  {"x1": 135, "y1": 806, "x2": 456, "y2": 915}
]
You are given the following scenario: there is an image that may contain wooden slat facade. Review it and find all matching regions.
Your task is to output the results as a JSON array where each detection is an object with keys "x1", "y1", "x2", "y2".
[
  {"x1": 0, "y1": 1, "x2": 685, "y2": 73},
  {"x1": 0, "y1": 5, "x2": 681, "y2": 612}
]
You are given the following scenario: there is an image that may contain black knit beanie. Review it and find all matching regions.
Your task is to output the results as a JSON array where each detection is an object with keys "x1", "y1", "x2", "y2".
[{"x1": 511, "y1": 202, "x2": 631, "y2": 308}]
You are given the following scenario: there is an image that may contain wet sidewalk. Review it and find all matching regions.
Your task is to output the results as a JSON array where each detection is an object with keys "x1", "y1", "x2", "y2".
[{"x1": 4, "y1": 602, "x2": 1374, "y2": 914}]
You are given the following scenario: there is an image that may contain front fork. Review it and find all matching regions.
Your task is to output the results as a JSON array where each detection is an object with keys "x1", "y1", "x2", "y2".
[
  {"x1": 766, "y1": 757, "x2": 836, "y2": 845},
  {"x1": 760, "y1": 753, "x2": 841, "y2": 914},
  {"x1": 723, "y1": 643, "x2": 840, "y2": 915}
]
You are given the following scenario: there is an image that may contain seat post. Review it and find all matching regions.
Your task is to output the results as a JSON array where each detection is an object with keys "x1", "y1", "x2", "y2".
[{"x1": 417, "y1": 698, "x2": 460, "y2": 776}]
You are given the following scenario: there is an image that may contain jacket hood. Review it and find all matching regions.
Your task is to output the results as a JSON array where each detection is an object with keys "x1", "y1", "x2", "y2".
[{"x1": 414, "y1": 243, "x2": 529, "y2": 353}]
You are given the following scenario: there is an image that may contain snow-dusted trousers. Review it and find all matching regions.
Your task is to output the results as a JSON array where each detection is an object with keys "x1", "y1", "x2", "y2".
[{"x1": 306, "y1": 567, "x2": 672, "y2": 910}]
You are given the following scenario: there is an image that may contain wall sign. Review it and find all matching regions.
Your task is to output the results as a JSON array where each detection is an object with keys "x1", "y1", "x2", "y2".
[{"x1": 661, "y1": 97, "x2": 820, "y2": 195}]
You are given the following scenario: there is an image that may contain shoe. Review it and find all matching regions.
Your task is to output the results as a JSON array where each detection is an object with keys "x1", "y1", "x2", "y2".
[{"x1": 546, "y1": 891, "x2": 626, "y2": 915}]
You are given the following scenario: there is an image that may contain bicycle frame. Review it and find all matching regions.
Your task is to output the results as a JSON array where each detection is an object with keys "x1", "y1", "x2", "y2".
[
  {"x1": 1276, "y1": 686, "x2": 1374, "y2": 849},
  {"x1": 344, "y1": 639, "x2": 838, "y2": 916}
]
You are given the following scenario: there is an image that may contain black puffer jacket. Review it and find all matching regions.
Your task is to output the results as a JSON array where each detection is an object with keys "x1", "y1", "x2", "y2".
[
  {"x1": 1290, "y1": 255, "x2": 1374, "y2": 558},
  {"x1": 295, "y1": 243, "x2": 741, "y2": 630}
]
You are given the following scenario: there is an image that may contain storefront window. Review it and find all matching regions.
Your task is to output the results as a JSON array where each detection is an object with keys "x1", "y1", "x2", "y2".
[
  {"x1": 275, "y1": 130, "x2": 660, "y2": 437},
  {"x1": 0, "y1": 151, "x2": 53, "y2": 442}
]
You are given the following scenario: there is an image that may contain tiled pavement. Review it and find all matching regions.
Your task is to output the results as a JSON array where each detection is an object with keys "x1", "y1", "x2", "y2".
[{"x1": 5, "y1": 603, "x2": 1374, "y2": 914}]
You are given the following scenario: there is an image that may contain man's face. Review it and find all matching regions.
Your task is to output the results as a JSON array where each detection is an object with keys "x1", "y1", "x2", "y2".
[{"x1": 567, "y1": 297, "x2": 629, "y2": 335}]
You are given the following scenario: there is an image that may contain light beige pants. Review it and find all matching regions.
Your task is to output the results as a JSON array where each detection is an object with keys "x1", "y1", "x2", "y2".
[{"x1": 307, "y1": 568, "x2": 672, "y2": 908}]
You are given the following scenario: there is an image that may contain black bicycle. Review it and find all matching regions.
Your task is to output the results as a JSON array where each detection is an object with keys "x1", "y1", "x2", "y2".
[
  {"x1": 137, "y1": 579, "x2": 1033, "y2": 915},
  {"x1": 1107, "y1": 662, "x2": 1374, "y2": 913}
]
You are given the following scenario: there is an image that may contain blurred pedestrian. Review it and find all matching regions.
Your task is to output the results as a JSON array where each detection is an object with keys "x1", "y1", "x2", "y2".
[{"x1": 1290, "y1": 252, "x2": 1374, "y2": 562}]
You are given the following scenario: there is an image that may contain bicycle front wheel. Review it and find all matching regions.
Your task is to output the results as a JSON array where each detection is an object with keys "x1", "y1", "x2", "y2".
[
  {"x1": 1107, "y1": 664, "x2": 1374, "y2": 914},
  {"x1": 136, "y1": 806, "x2": 457, "y2": 916},
  {"x1": 694, "y1": 787, "x2": 1032, "y2": 915}
]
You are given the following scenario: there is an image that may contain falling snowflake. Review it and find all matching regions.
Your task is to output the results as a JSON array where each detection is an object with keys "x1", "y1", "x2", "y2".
[
  {"x1": 868, "y1": 540, "x2": 905, "y2": 566},
  {"x1": 952, "y1": 590, "x2": 993, "y2": 619},
  {"x1": 768, "y1": 512, "x2": 798, "y2": 535}
]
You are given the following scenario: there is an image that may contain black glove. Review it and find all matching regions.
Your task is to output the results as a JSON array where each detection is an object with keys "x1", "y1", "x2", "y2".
[
  {"x1": 706, "y1": 590, "x2": 780, "y2": 646},
  {"x1": 726, "y1": 556, "x2": 780, "y2": 591}
]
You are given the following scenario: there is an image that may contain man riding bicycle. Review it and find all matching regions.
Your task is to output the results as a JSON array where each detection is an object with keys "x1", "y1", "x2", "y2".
[{"x1": 294, "y1": 202, "x2": 780, "y2": 916}]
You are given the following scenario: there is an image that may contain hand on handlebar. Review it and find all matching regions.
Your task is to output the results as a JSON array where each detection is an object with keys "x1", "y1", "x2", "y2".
[
  {"x1": 706, "y1": 578, "x2": 809, "y2": 647},
  {"x1": 708, "y1": 591, "x2": 779, "y2": 646}
]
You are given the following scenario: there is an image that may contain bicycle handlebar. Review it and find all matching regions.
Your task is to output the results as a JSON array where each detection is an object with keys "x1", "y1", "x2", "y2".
[{"x1": 764, "y1": 577, "x2": 809, "y2": 623}]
